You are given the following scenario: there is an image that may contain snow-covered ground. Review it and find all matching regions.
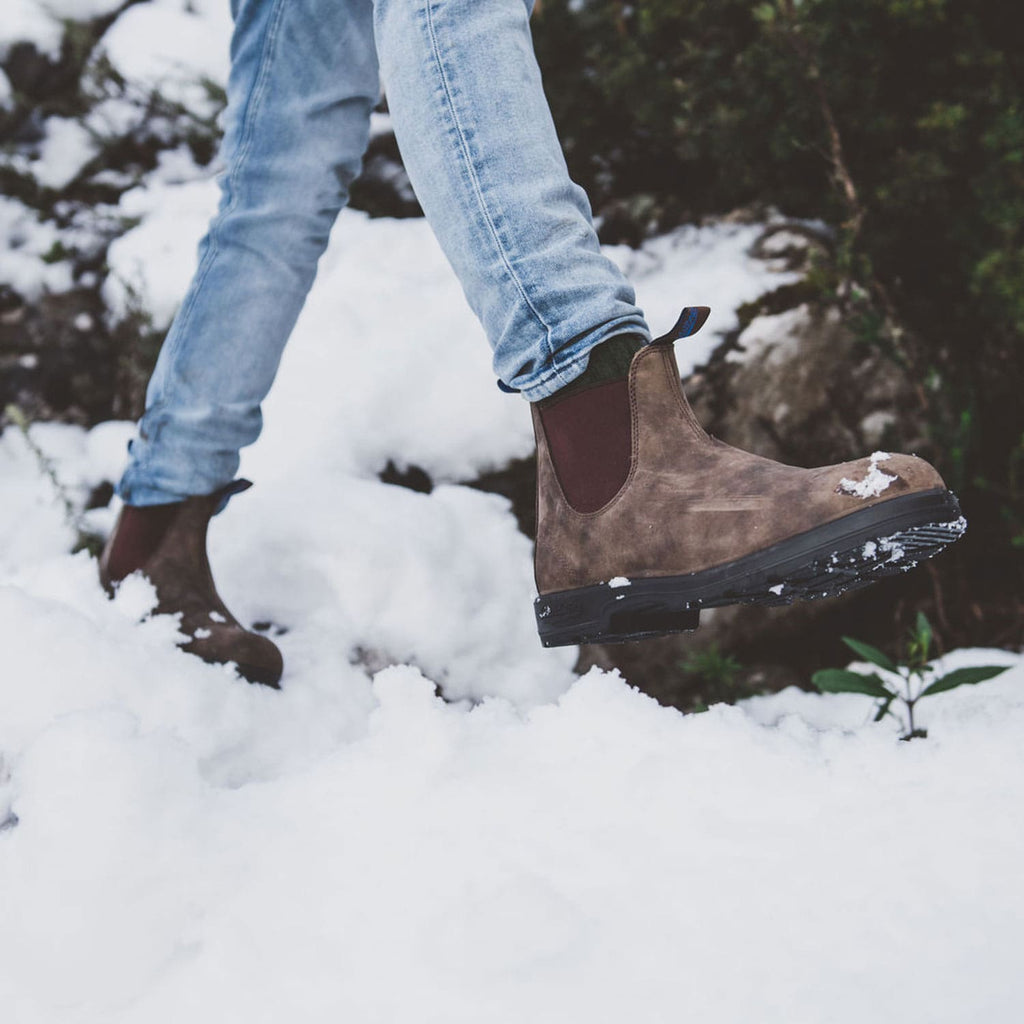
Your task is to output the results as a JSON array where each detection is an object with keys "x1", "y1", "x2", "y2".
[
  {"x1": 2, "y1": 3, "x2": 1023, "y2": 1022},
  {"x1": 2, "y1": 489, "x2": 1023, "y2": 1024}
]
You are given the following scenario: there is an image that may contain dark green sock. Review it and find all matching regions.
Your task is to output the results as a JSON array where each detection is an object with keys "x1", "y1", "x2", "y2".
[{"x1": 537, "y1": 333, "x2": 644, "y2": 408}]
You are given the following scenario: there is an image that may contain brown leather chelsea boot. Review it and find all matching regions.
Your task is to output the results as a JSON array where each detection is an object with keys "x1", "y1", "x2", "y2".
[
  {"x1": 99, "y1": 480, "x2": 284, "y2": 686},
  {"x1": 532, "y1": 307, "x2": 967, "y2": 647}
]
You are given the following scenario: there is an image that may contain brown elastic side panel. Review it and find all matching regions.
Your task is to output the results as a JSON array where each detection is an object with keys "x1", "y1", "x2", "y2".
[
  {"x1": 104, "y1": 503, "x2": 183, "y2": 582},
  {"x1": 538, "y1": 378, "x2": 632, "y2": 514}
]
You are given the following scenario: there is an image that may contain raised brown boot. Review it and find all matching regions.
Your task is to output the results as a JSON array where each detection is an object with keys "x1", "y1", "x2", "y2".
[
  {"x1": 532, "y1": 307, "x2": 967, "y2": 646},
  {"x1": 99, "y1": 480, "x2": 284, "y2": 686}
]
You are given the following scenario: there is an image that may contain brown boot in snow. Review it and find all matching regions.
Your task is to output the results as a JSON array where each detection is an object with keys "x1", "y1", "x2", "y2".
[
  {"x1": 532, "y1": 307, "x2": 967, "y2": 646},
  {"x1": 99, "y1": 480, "x2": 284, "y2": 686}
]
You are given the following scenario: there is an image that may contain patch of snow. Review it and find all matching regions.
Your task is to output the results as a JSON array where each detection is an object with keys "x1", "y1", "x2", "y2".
[
  {"x1": 879, "y1": 536, "x2": 906, "y2": 563},
  {"x1": 103, "y1": 175, "x2": 221, "y2": 329},
  {"x1": 43, "y1": 0, "x2": 126, "y2": 18},
  {"x1": 759, "y1": 229, "x2": 811, "y2": 256},
  {"x1": 21, "y1": 116, "x2": 98, "y2": 190},
  {"x1": 612, "y1": 220, "x2": 803, "y2": 375},
  {"x1": 209, "y1": 611, "x2": 227, "y2": 623},
  {"x1": 0, "y1": 196, "x2": 74, "y2": 299},
  {"x1": 837, "y1": 451, "x2": 897, "y2": 499},
  {"x1": 860, "y1": 410, "x2": 897, "y2": 447},
  {"x1": 608, "y1": 577, "x2": 631, "y2": 588},
  {"x1": 84, "y1": 96, "x2": 146, "y2": 139},
  {"x1": 97, "y1": 0, "x2": 233, "y2": 115},
  {"x1": 148, "y1": 145, "x2": 211, "y2": 186},
  {"x1": 768, "y1": 583, "x2": 784, "y2": 595},
  {"x1": 0, "y1": 1, "x2": 63, "y2": 61},
  {"x1": 83, "y1": 420, "x2": 136, "y2": 486},
  {"x1": 110, "y1": 572, "x2": 159, "y2": 622},
  {"x1": 727, "y1": 304, "x2": 811, "y2": 367},
  {"x1": 369, "y1": 111, "x2": 393, "y2": 138},
  {"x1": 0, "y1": 68, "x2": 14, "y2": 111}
]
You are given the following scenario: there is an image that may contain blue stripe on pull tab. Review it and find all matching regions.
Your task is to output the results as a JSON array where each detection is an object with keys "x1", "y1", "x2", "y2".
[{"x1": 652, "y1": 305, "x2": 711, "y2": 345}]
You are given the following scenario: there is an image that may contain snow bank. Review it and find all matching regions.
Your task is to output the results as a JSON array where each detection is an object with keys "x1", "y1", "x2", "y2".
[
  {"x1": 1, "y1": 575, "x2": 1022, "y2": 1023},
  {"x1": 2, "y1": 340, "x2": 1022, "y2": 1023},
  {"x1": 0, "y1": 413, "x2": 576, "y2": 706}
]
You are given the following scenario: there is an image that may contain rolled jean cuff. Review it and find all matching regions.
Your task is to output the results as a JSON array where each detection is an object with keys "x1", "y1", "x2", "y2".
[
  {"x1": 507, "y1": 317, "x2": 653, "y2": 403},
  {"x1": 115, "y1": 480, "x2": 193, "y2": 507},
  {"x1": 116, "y1": 437, "x2": 245, "y2": 512},
  {"x1": 115, "y1": 477, "x2": 250, "y2": 516}
]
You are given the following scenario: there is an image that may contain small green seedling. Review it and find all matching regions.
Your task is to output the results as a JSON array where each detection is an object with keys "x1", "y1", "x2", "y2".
[
  {"x1": 680, "y1": 644, "x2": 743, "y2": 712},
  {"x1": 812, "y1": 612, "x2": 1010, "y2": 740}
]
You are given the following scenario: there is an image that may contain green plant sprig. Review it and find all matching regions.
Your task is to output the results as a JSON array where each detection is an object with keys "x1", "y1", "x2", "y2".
[{"x1": 812, "y1": 612, "x2": 1010, "y2": 740}]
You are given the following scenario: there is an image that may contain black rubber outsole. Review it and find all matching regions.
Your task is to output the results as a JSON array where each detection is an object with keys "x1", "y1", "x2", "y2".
[{"x1": 535, "y1": 488, "x2": 966, "y2": 647}]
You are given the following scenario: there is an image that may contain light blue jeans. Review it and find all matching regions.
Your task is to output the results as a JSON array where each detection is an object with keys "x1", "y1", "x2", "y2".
[{"x1": 118, "y1": 0, "x2": 651, "y2": 506}]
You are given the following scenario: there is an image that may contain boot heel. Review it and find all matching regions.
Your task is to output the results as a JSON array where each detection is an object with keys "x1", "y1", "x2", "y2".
[{"x1": 535, "y1": 582, "x2": 701, "y2": 647}]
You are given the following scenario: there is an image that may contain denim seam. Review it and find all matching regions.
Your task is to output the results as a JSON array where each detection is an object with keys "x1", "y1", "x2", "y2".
[
  {"x1": 143, "y1": 0, "x2": 288, "y2": 490},
  {"x1": 421, "y1": 0, "x2": 570, "y2": 387}
]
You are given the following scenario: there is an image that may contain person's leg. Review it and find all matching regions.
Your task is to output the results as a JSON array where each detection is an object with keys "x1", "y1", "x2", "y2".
[
  {"x1": 373, "y1": 0, "x2": 649, "y2": 401},
  {"x1": 104, "y1": 0, "x2": 380, "y2": 686},
  {"x1": 118, "y1": 0, "x2": 380, "y2": 506}
]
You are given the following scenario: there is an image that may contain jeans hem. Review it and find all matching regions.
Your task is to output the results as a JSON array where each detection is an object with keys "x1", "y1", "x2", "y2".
[
  {"x1": 516, "y1": 323, "x2": 652, "y2": 402},
  {"x1": 116, "y1": 474, "x2": 243, "y2": 511}
]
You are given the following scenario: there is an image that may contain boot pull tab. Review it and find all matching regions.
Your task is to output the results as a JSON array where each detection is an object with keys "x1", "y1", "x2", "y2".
[
  {"x1": 212, "y1": 478, "x2": 253, "y2": 515},
  {"x1": 652, "y1": 306, "x2": 711, "y2": 346}
]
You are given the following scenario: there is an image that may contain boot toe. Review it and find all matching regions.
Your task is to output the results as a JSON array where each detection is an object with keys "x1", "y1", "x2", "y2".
[
  {"x1": 186, "y1": 629, "x2": 284, "y2": 688},
  {"x1": 828, "y1": 451, "x2": 946, "y2": 504},
  {"x1": 885, "y1": 453, "x2": 946, "y2": 493},
  {"x1": 229, "y1": 632, "x2": 284, "y2": 688},
  {"x1": 231, "y1": 638, "x2": 282, "y2": 688}
]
